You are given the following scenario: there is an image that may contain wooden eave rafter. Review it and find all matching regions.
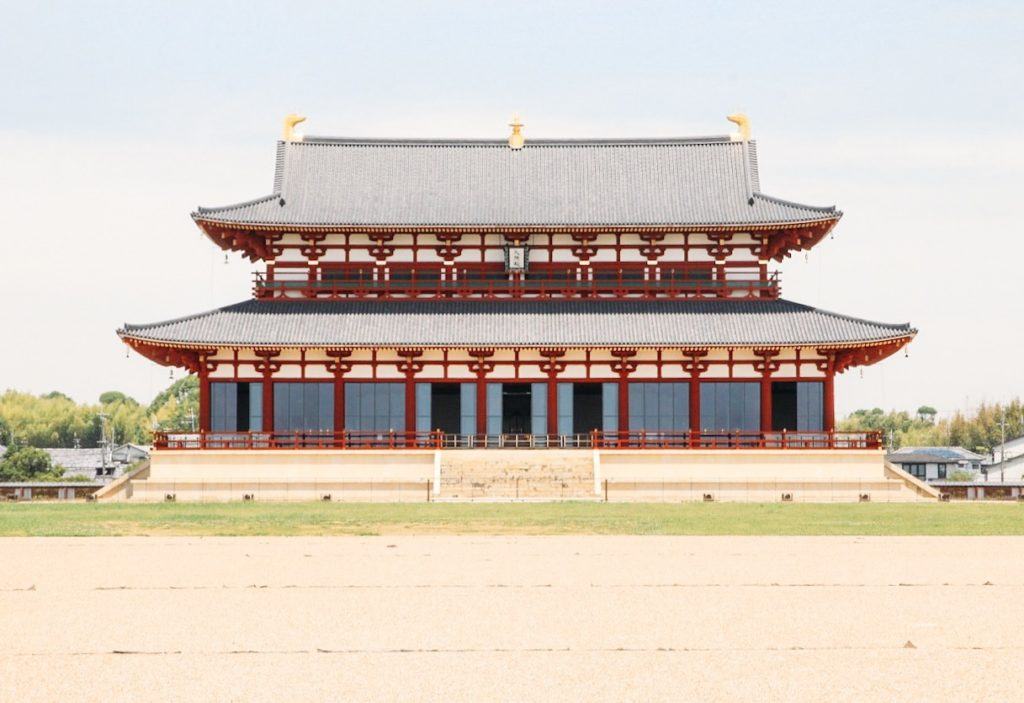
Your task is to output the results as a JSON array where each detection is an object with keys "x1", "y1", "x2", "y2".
[{"x1": 193, "y1": 216, "x2": 841, "y2": 263}]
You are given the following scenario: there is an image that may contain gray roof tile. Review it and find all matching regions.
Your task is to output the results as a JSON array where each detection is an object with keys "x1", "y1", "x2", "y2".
[
  {"x1": 120, "y1": 299, "x2": 913, "y2": 348},
  {"x1": 193, "y1": 137, "x2": 838, "y2": 228}
]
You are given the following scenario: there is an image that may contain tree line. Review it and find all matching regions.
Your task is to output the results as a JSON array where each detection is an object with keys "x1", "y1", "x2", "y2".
[
  {"x1": 0, "y1": 376, "x2": 198, "y2": 449},
  {"x1": 838, "y1": 400, "x2": 1024, "y2": 455}
]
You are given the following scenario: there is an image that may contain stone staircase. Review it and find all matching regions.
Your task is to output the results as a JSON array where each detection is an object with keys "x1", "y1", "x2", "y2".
[{"x1": 438, "y1": 449, "x2": 598, "y2": 501}]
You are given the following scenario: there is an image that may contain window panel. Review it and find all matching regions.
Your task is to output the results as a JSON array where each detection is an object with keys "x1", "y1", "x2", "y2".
[
  {"x1": 248, "y1": 383, "x2": 263, "y2": 431},
  {"x1": 486, "y1": 383, "x2": 503, "y2": 435},
  {"x1": 210, "y1": 382, "x2": 264, "y2": 432},
  {"x1": 274, "y1": 383, "x2": 334, "y2": 432},
  {"x1": 460, "y1": 384, "x2": 477, "y2": 435},
  {"x1": 530, "y1": 383, "x2": 547, "y2": 435},
  {"x1": 557, "y1": 383, "x2": 573, "y2": 435},
  {"x1": 628, "y1": 383, "x2": 688, "y2": 431},
  {"x1": 602, "y1": 383, "x2": 619, "y2": 432},
  {"x1": 700, "y1": 382, "x2": 759, "y2": 431},
  {"x1": 796, "y1": 382, "x2": 824, "y2": 431},
  {"x1": 415, "y1": 383, "x2": 432, "y2": 433},
  {"x1": 343, "y1": 383, "x2": 401, "y2": 432}
]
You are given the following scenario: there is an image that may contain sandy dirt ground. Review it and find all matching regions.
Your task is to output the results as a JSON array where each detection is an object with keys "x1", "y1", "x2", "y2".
[{"x1": 2, "y1": 536, "x2": 1023, "y2": 702}]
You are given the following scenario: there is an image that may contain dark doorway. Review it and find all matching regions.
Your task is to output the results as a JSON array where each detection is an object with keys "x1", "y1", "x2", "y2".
[
  {"x1": 430, "y1": 384, "x2": 461, "y2": 434},
  {"x1": 573, "y1": 384, "x2": 603, "y2": 435},
  {"x1": 771, "y1": 382, "x2": 798, "y2": 431},
  {"x1": 502, "y1": 383, "x2": 531, "y2": 434}
]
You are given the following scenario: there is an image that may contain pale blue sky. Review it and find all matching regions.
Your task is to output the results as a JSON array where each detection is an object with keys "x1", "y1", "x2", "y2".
[{"x1": 1, "y1": 0, "x2": 1022, "y2": 416}]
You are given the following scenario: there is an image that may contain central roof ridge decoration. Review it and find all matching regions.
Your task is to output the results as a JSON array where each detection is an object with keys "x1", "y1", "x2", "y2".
[{"x1": 192, "y1": 114, "x2": 842, "y2": 229}]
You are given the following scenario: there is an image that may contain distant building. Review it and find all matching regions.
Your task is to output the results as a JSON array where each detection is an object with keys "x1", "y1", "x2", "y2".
[
  {"x1": 980, "y1": 436, "x2": 1024, "y2": 481},
  {"x1": 44, "y1": 444, "x2": 149, "y2": 483},
  {"x1": 990, "y1": 435, "x2": 1024, "y2": 463},
  {"x1": 887, "y1": 446, "x2": 985, "y2": 481}
]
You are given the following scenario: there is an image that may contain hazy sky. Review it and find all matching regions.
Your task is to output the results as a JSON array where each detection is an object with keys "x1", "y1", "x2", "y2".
[{"x1": 1, "y1": 0, "x2": 1021, "y2": 417}]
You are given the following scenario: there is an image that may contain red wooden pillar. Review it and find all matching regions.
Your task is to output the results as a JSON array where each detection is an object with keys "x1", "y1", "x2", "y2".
[
  {"x1": 754, "y1": 349, "x2": 780, "y2": 433},
  {"x1": 618, "y1": 377, "x2": 629, "y2": 434},
  {"x1": 539, "y1": 349, "x2": 566, "y2": 435},
  {"x1": 683, "y1": 351, "x2": 709, "y2": 436},
  {"x1": 468, "y1": 350, "x2": 495, "y2": 436},
  {"x1": 476, "y1": 379, "x2": 487, "y2": 435},
  {"x1": 198, "y1": 368, "x2": 211, "y2": 432},
  {"x1": 262, "y1": 379, "x2": 274, "y2": 433},
  {"x1": 334, "y1": 378, "x2": 345, "y2": 435},
  {"x1": 689, "y1": 381, "x2": 701, "y2": 434},
  {"x1": 254, "y1": 349, "x2": 279, "y2": 434},
  {"x1": 823, "y1": 372, "x2": 836, "y2": 432},
  {"x1": 610, "y1": 349, "x2": 637, "y2": 436},
  {"x1": 547, "y1": 378, "x2": 558, "y2": 435},
  {"x1": 760, "y1": 377, "x2": 772, "y2": 432},
  {"x1": 397, "y1": 349, "x2": 423, "y2": 437},
  {"x1": 404, "y1": 378, "x2": 416, "y2": 435},
  {"x1": 326, "y1": 350, "x2": 353, "y2": 440}
]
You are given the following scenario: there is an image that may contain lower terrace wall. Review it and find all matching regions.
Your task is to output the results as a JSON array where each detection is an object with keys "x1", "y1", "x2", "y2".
[
  {"x1": 130, "y1": 450, "x2": 436, "y2": 503},
  {"x1": 599, "y1": 450, "x2": 936, "y2": 502},
  {"x1": 106, "y1": 448, "x2": 937, "y2": 503}
]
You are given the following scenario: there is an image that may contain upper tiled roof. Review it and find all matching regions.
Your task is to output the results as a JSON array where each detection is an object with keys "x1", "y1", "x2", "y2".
[
  {"x1": 193, "y1": 136, "x2": 839, "y2": 228},
  {"x1": 119, "y1": 299, "x2": 912, "y2": 348}
]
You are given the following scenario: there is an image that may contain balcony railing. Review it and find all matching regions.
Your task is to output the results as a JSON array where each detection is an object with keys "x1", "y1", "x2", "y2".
[
  {"x1": 253, "y1": 271, "x2": 780, "y2": 300},
  {"x1": 153, "y1": 430, "x2": 881, "y2": 451}
]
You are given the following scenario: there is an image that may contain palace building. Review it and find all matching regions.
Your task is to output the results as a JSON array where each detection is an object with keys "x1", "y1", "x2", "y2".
[{"x1": 109, "y1": 114, "x2": 936, "y2": 502}]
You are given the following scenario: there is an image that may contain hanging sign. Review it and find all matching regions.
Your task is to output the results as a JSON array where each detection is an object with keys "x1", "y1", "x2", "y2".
[{"x1": 504, "y1": 245, "x2": 529, "y2": 273}]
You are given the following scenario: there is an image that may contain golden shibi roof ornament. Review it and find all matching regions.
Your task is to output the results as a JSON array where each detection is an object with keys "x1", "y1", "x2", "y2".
[
  {"x1": 508, "y1": 114, "x2": 525, "y2": 149},
  {"x1": 727, "y1": 112, "x2": 751, "y2": 141},
  {"x1": 282, "y1": 113, "x2": 307, "y2": 142}
]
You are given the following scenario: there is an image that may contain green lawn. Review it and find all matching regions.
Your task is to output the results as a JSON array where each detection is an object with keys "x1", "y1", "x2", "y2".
[{"x1": 0, "y1": 501, "x2": 1022, "y2": 536}]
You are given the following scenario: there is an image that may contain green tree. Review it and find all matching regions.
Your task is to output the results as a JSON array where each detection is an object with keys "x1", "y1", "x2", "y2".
[
  {"x1": 149, "y1": 375, "x2": 199, "y2": 432},
  {"x1": 99, "y1": 391, "x2": 130, "y2": 405},
  {"x1": 840, "y1": 399, "x2": 1023, "y2": 453},
  {"x1": 0, "y1": 445, "x2": 64, "y2": 482}
]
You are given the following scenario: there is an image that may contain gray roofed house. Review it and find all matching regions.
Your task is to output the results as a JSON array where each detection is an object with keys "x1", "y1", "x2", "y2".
[
  {"x1": 193, "y1": 137, "x2": 840, "y2": 228},
  {"x1": 891, "y1": 446, "x2": 986, "y2": 464},
  {"x1": 120, "y1": 299, "x2": 913, "y2": 349},
  {"x1": 888, "y1": 447, "x2": 985, "y2": 482},
  {"x1": 45, "y1": 444, "x2": 149, "y2": 483}
]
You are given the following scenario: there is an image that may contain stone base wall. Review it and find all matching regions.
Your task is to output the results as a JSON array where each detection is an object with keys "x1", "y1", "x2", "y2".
[
  {"x1": 440, "y1": 450, "x2": 596, "y2": 501},
  {"x1": 102, "y1": 449, "x2": 938, "y2": 502}
]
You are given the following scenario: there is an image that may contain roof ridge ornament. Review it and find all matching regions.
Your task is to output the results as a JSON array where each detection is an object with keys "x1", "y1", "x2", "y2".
[
  {"x1": 283, "y1": 113, "x2": 307, "y2": 142},
  {"x1": 727, "y1": 113, "x2": 751, "y2": 142},
  {"x1": 508, "y1": 114, "x2": 525, "y2": 149}
]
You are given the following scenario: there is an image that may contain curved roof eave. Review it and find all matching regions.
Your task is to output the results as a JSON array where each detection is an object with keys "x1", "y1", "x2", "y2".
[{"x1": 118, "y1": 298, "x2": 915, "y2": 350}]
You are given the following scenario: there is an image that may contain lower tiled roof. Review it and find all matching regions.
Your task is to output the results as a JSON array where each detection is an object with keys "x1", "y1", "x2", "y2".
[{"x1": 119, "y1": 299, "x2": 914, "y2": 348}]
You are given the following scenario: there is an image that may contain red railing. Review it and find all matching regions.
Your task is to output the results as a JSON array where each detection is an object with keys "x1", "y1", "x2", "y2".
[
  {"x1": 153, "y1": 430, "x2": 881, "y2": 451},
  {"x1": 253, "y1": 270, "x2": 780, "y2": 300}
]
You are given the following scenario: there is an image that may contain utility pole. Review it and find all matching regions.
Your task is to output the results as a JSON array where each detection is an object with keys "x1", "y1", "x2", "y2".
[
  {"x1": 98, "y1": 412, "x2": 111, "y2": 472},
  {"x1": 1000, "y1": 410, "x2": 1006, "y2": 482}
]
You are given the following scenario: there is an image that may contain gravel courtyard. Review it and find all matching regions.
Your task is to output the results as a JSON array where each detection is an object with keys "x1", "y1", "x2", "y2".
[{"x1": 2, "y1": 536, "x2": 1023, "y2": 702}]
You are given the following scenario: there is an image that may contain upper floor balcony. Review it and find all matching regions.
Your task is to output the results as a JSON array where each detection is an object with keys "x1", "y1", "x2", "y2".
[{"x1": 254, "y1": 263, "x2": 781, "y2": 301}]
